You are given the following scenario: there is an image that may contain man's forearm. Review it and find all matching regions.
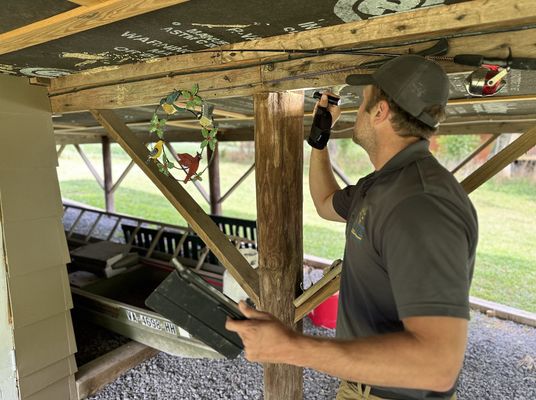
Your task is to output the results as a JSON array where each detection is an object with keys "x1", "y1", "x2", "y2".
[
  {"x1": 309, "y1": 147, "x2": 340, "y2": 209},
  {"x1": 287, "y1": 326, "x2": 464, "y2": 392}
]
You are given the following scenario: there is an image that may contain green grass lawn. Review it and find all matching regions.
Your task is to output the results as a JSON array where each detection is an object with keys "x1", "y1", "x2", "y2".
[{"x1": 58, "y1": 144, "x2": 536, "y2": 312}]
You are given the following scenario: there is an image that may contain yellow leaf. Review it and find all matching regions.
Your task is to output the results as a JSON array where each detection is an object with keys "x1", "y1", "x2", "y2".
[{"x1": 162, "y1": 103, "x2": 177, "y2": 115}]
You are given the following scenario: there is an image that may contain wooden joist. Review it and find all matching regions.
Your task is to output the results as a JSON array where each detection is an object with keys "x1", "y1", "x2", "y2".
[
  {"x1": 49, "y1": 0, "x2": 536, "y2": 112},
  {"x1": 90, "y1": 109, "x2": 260, "y2": 303},
  {"x1": 0, "y1": 0, "x2": 190, "y2": 56},
  {"x1": 294, "y1": 125, "x2": 536, "y2": 321}
]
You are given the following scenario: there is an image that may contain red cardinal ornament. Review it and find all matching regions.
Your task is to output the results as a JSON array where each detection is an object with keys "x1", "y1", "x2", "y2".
[{"x1": 177, "y1": 152, "x2": 202, "y2": 183}]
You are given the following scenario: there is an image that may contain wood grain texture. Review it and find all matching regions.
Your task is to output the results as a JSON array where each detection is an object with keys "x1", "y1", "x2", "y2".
[
  {"x1": 75, "y1": 341, "x2": 158, "y2": 399},
  {"x1": 102, "y1": 136, "x2": 114, "y2": 212},
  {"x1": 207, "y1": 144, "x2": 222, "y2": 215},
  {"x1": 461, "y1": 126, "x2": 536, "y2": 194},
  {"x1": 294, "y1": 276, "x2": 341, "y2": 323},
  {"x1": 49, "y1": 25, "x2": 536, "y2": 112},
  {"x1": 0, "y1": 0, "x2": 189, "y2": 56},
  {"x1": 90, "y1": 109, "x2": 260, "y2": 303},
  {"x1": 50, "y1": 0, "x2": 536, "y2": 96},
  {"x1": 254, "y1": 91, "x2": 304, "y2": 400}
]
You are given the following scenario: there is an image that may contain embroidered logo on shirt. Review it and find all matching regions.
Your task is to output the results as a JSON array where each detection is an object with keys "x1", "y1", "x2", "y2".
[{"x1": 351, "y1": 207, "x2": 368, "y2": 241}]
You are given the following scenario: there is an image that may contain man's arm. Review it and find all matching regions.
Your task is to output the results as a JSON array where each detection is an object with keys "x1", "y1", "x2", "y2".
[
  {"x1": 309, "y1": 93, "x2": 345, "y2": 222},
  {"x1": 309, "y1": 148, "x2": 344, "y2": 222},
  {"x1": 226, "y1": 303, "x2": 467, "y2": 393}
]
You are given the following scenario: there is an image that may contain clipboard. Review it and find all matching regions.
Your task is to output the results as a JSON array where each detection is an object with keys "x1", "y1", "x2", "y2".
[{"x1": 145, "y1": 259, "x2": 246, "y2": 358}]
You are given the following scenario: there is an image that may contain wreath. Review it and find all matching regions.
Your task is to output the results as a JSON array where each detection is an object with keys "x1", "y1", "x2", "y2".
[{"x1": 146, "y1": 84, "x2": 218, "y2": 183}]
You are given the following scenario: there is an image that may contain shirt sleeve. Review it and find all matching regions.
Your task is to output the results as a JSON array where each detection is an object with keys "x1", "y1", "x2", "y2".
[
  {"x1": 381, "y1": 194, "x2": 474, "y2": 320},
  {"x1": 332, "y1": 185, "x2": 357, "y2": 220}
]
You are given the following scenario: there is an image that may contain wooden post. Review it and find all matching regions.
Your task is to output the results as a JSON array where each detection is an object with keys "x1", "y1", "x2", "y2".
[
  {"x1": 254, "y1": 91, "x2": 304, "y2": 400},
  {"x1": 207, "y1": 144, "x2": 222, "y2": 215},
  {"x1": 102, "y1": 136, "x2": 114, "y2": 212}
]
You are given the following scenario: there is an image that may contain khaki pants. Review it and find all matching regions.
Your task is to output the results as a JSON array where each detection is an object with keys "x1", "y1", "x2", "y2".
[{"x1": 336, "y1": 381, "x2": 458, "y2": 400}]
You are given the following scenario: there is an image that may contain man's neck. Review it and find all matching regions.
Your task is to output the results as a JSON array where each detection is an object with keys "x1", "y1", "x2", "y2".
[{"x1": 369, "y1": 136, "x2": 420, "y2": 171}]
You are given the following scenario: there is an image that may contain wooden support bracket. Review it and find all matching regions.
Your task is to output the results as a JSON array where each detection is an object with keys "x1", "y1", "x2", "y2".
[
  {"x1": 451, "y1": 134, "x2": 500, "y2": 175},
  {"x1": 461, "y1": 126, "x2": 536, "y2": 194},
  {"x1": 57, "y1": 144, "x2": 66, "y2": 158},
  {"x1": 110, "y1": 160, "x2": 135, "y2": 194},
  {"x1": 217, "y1": 163, "x2": 255, "y2": 205},
  {"x1": 74, "y1": 144, "x2": 105, "y2": 189},
  {"x1": 90, "y1": 109, "x2": 260, "y2": 303}
]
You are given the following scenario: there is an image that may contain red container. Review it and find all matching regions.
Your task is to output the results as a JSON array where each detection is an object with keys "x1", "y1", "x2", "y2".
[{"x1": 308, "y1": 292, "x2": 339, "y2": 329}]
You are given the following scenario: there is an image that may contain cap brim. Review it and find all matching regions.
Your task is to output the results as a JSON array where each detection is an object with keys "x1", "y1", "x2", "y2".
[{"x1": 345, "y1": 74, "x2": 375, "y2": 86}]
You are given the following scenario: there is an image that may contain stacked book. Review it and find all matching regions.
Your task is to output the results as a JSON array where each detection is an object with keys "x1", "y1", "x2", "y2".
[{"x1": 70, "y1": 241, "x2": 139, "y2": 278}]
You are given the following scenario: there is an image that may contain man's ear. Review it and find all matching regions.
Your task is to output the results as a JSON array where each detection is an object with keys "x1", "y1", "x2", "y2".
[{"x1": 373, "y1": 100, "x2": 391, "y2": 125}]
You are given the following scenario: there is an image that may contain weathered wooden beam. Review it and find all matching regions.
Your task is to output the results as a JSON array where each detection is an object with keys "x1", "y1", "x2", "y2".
[
  {"x1": 451, "y1": 134, "x2": 500, "y2": 174},
  {"x1": 461, "y1": 126, "x2": 536, "y2": 194},
  {"x1": 75, "y1": 341, "x2": 158, "y2": 400},
  {"x1": 447, "y1": 94, "x2": 536, "y2": 107},
  {"x1": 255, "y1": 91, "x2": 304, "y2": 400},
  {"x1": 74, "y1": 144, "x2": 105, "y2": 189},
  {"x1": 50, "y1": 0, "x2": 535, "y2": 94},
  {"x1": 207, "y1": 144, "x2": 222, "y2": 215},
  {"x1": 91, "y1": 109, "x2": 260, "y2": 302},
  {"x1": 102, "y1": 136, "x2": 114, "y2": 212},
  {"x1": 110, "y1": 160, "x2": 135, "y2": 194},
  {"x1": 295, "y1": 276, "x2": 341, "y2": 324},
  {"x1": 69, "y1": 0, "x2": 108, "y2": 5},
  {"x1": 57, "y1": 144, "x2": 66, "y2": 158},
  {"x1": 438, "y1": 121, "x2": 535, "y2": 135},
  {"x1": 0, "y1": 0, "x2": 190, "y2": 56},
  {"x1": 217, "y1": 163, "x2": 255, "y2": 205},
  {"x1": 49, "y1": 0, "x2": 536, "y2": 112}
]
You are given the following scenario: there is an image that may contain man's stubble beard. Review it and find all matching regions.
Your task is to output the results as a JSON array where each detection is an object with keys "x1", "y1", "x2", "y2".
[{"x1": 352, "y1": 119, "x2": 376, "y2": 155}]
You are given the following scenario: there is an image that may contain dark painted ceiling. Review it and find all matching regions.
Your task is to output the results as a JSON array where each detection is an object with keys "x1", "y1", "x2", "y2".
[
  {"x1": 3, "y1": 0, "x2": 535, "y2": 134},
  {"x1": 0, "y1": 0, "x2": 467, "y2": 77}
]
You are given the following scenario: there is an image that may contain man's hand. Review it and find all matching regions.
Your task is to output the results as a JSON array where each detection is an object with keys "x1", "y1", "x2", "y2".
[
  {"x1": 225, "y1": 301, "x2": 298, "y2": 364},
  {"x1": 313, "y1": 92, "x2": 341, "y2": 127}
]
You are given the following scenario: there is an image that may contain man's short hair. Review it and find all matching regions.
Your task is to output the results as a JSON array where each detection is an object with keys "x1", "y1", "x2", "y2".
[{"x1": 365, "y1": 84, "x2": 446, "y2": 140}]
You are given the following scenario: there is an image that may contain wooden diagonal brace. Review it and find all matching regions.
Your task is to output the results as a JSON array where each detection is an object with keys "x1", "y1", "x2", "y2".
[
  {"x1": 451, "y1": 134, "x2": 500, "y2": 175},
  {"x1": 90, "y1": 109, "x2": 260, "y2": 303},
  {"x1": 462, "y1": 126, "x2": 536, "y2": 194},
  {"x1": 294, "y1": 125, "x2": 536, "y2": 321}
]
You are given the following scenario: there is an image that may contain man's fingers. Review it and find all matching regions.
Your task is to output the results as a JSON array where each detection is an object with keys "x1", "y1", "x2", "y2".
[
  {"x1": 238, "y1": 301, "x2": 272, "y2": 320},
  {"x1": 319, "y1": 94, "x2": 329, "y2": 108},
  {"x1": 225, "y1": 316, "x2": 243, "y2": 333}
]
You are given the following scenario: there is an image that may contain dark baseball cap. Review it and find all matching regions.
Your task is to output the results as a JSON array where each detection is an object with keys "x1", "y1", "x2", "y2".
[{"x1": 346, "y1": 55, "x2": 449, "y2": 128}]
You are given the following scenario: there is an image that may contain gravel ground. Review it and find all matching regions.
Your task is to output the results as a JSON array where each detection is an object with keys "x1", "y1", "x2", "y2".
[
  {"x1": 64, "y1": 205, "x2": 536, "y2": 399},
  {"x1": 78, "y1": 313, "x2": 536, "y2": 400}
]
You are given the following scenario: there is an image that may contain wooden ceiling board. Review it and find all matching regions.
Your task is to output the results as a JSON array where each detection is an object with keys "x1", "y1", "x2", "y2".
[{"x1": 0, "y1": 0, "x2": 468, "y2": 77}]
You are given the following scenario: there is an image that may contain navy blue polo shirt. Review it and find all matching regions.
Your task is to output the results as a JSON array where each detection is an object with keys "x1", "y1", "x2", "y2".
[{"x1": 332, "y1": 139, "x2": 478, "y2": 400}]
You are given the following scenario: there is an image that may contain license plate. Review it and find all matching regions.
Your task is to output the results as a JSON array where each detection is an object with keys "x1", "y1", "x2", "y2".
[{"x1": 125, "y1": 309, "x2": 184, "y2": 336}]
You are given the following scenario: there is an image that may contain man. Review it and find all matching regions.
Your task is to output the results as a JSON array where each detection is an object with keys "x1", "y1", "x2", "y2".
[{"x1": 226, "y1": 55, "x2": 478, "y2": 400}]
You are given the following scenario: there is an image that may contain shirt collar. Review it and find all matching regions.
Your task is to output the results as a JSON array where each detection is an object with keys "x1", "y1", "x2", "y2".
[{"x1": 378, "y1": 139, "x2": 432, "y2": 174}]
